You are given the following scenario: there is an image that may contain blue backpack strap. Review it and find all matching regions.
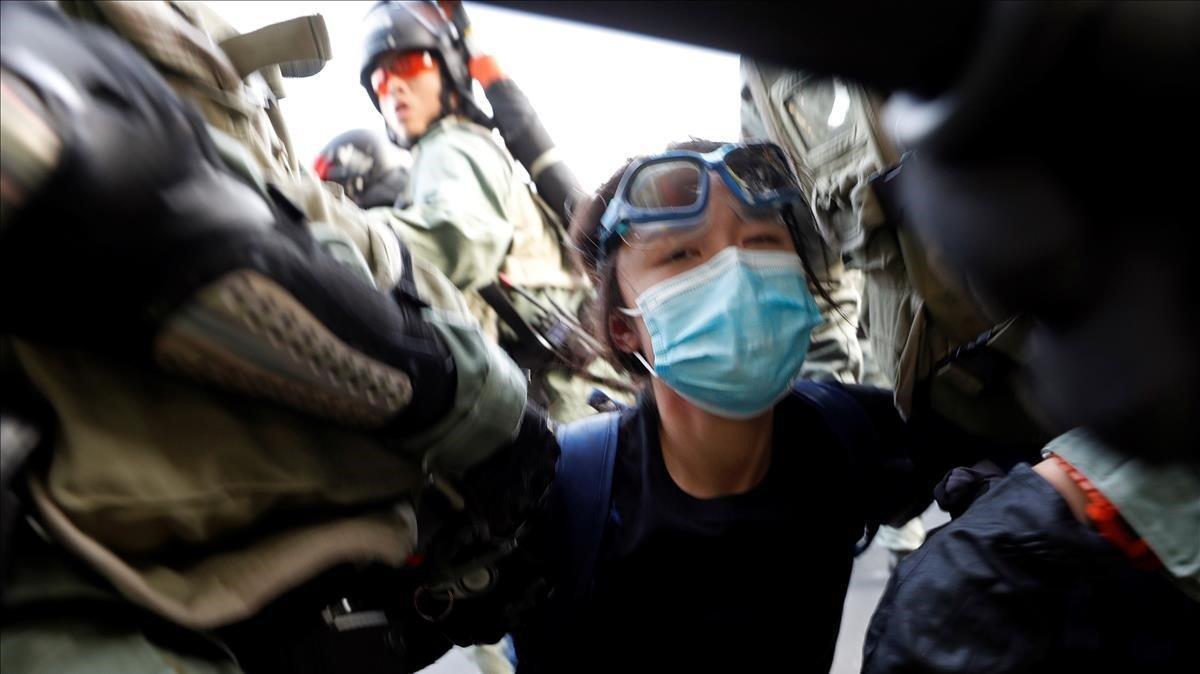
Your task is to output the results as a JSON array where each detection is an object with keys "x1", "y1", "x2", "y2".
[
  {"x1": 790, "y1": 380, "x2": 880, "y2": 554},
  {"x1": 553, "y1": 411, "x2": 622, "y2": 600}
]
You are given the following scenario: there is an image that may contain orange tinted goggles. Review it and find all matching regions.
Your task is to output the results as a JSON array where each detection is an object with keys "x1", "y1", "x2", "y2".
[{"x1": 371, "y1": 51, "x2": 437, "y2": 99}]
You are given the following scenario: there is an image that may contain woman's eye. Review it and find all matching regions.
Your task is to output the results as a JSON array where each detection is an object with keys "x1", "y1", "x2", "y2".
[
  {"x1": 744, "y1": 234, "x2": 785, "y2": 247},
  {"x1": 660, "y1": 248, "x2": 694, "y2": 264}
]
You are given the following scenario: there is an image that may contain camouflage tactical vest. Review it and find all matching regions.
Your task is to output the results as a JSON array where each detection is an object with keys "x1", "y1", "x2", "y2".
[
  {"x1": 14, "y1": 0, "x2": 526, "y2": 630},
  {"x1": 743, "y1": 58, "x2": 1048, "y2": 450}
]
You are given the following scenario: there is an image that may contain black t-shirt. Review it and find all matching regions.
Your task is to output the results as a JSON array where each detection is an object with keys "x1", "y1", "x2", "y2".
[{"x1": 518, "y1": 386, "x2": 935, "y2": 673}]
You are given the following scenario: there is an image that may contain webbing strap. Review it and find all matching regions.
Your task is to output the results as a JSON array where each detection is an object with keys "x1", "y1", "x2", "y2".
[
  {"x1": 218, "y1": 15, "x2": 331, "y2": 79},
  {"x1": 553, "y1": 411, "x2": 621, "y2": 600}
]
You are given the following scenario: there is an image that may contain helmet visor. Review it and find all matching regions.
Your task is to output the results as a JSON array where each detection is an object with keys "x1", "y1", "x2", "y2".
[{"x1": 371, "y1": 50, "x2": 437, "y2": 99}]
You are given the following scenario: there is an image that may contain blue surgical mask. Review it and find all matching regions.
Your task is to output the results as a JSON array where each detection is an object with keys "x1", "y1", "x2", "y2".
[{"x1": 621, "y1": 247, "x2": 824, "y2": 419}]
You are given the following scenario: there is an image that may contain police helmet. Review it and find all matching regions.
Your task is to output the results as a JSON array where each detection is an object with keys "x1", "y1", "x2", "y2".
[
  {"x1": 313, "y1": 129, "x2": 412, "y2": 209},
  {"x1": 360, "y1": 1, "x2": 490, "y2": 127}
]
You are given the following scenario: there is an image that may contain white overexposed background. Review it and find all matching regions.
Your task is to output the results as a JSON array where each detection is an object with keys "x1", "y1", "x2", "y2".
[{"x1": 211, "y1": 1, "x2": 742, "y2": 193}]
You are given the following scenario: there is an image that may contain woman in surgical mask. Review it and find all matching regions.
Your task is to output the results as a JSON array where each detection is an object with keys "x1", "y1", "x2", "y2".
[{"x1": 511, "y1": 140, "x2": 980, "y2": 673}]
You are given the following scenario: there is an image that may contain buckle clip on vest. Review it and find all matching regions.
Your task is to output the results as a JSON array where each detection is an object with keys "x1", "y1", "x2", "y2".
[
  {"x1": 321, "y1": 597, "x2": 390, "y2": 632},
  {"x1": 219, "y1": 15, "x2": 332, "y2": 80}
]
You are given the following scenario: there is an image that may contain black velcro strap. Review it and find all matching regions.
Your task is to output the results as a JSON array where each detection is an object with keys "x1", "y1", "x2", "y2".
[{"x1": 391, "y1": 243, "x2": 427, "y2": 309}]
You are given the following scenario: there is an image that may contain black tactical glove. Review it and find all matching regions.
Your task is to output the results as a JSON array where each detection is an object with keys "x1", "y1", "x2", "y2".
[
  {"x1": 409, "y1": 405, "x2": 560, "y2": 644},
  {"x1": 0, "y1": 2, "x2": 455, "y2": 427},
  {"x1": 2, "y1": 1, "x2": 274, "y2": 349},
  {"x1": 931, "y1": 459, "x2": 1006, "y2": 519},
  {"x1": 864, "y1": 464, "x2": 1199, "y2": 673}
]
